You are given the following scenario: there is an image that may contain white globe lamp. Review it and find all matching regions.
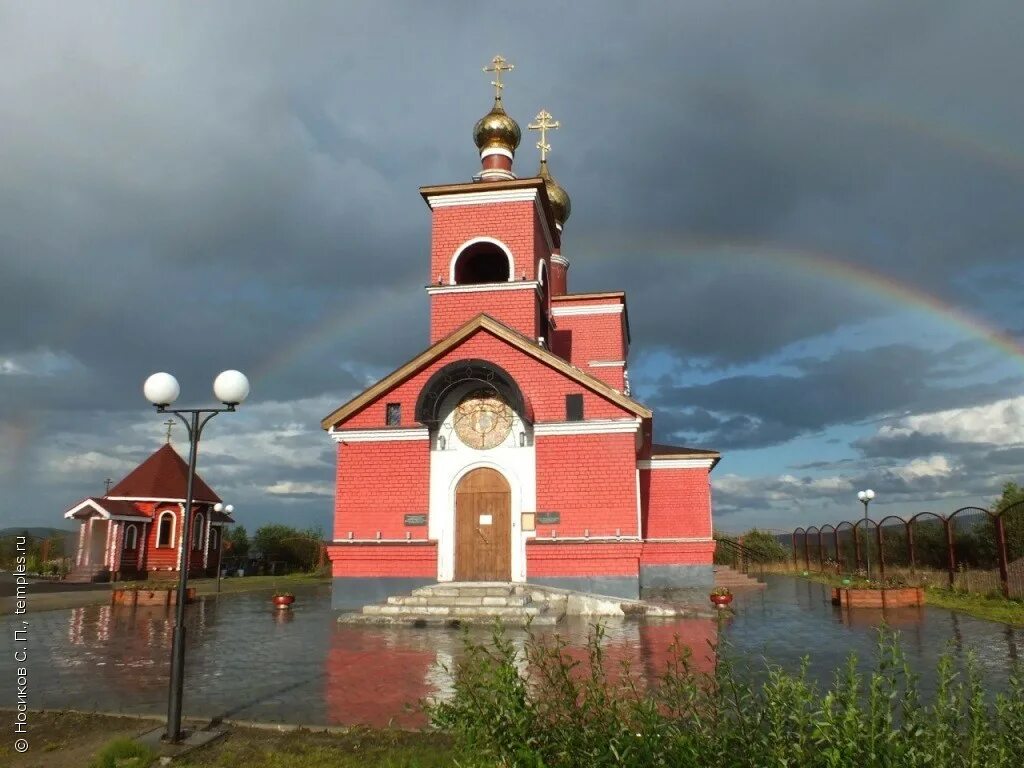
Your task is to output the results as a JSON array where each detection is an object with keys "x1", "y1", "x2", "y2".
[
  {"x1": 213, "y1": 503, "x2": 223, "y2": 512},
  {"x1": 857, "y1": 491, "x2": 866, "y2": 502},
  {"x1": 865, "y1": 489, "x2": 875, "y2": 500},
  {"x1": 144, "y1": 372, "x2": 180, "y2": 407},
  {"x1": 225, "y1": 504, "x2": 234, "y2": 513},
  {"x1": 213, "y1": 370, "x2": 250, "y2": 406}
]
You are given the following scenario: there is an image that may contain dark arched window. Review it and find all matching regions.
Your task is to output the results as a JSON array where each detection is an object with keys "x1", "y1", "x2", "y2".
[
  {"x1": 453, "y1": 242, "x2": 511, "y2": 284},
  {"x1": 192, "y1": 513, "x2": 204, "y2": 549},
  {"x1": 157, "y1": 511, "x2": 175, "y2": 548}
]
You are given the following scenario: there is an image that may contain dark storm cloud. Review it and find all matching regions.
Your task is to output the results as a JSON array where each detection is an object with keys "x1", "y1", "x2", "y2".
[{"x1": 2, "y1": 1, "x2": 1023, "y2": 529}]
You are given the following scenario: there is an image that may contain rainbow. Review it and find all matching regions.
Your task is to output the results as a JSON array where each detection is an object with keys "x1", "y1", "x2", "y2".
[{"x1": 251, "y1": 238, "x2": 1024, "y2": 388}]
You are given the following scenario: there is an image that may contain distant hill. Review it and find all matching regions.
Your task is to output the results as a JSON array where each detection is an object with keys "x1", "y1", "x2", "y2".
[{"x1": 0, "y1": 527, "x2": 77, "y2": 540}]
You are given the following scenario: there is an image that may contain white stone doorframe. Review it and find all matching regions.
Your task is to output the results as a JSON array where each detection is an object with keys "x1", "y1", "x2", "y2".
[{"x1": 436, "y1": 460, "x2": 529, "y2": 584}]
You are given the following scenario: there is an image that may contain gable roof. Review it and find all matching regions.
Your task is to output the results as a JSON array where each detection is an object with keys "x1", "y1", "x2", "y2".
[
  {"x1": 321, "y1": 313, "x2": 652, "y2": 430},
  {"x1": 63, "y1": 497, "x2": 152, "y2": 520},
  {"x1": 106, "y1": 444, "x2": 221, "y2": 503}
]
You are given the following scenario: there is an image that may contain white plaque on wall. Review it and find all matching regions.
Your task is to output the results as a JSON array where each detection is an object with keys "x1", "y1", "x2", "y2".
[{"x1": 479, "y1": 514, "x2": 493, "y2": 525}]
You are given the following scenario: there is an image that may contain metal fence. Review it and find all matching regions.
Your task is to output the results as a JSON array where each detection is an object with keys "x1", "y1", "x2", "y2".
[{"x1": 792, "y1": 500, "x2": 1024, "y2": 599}]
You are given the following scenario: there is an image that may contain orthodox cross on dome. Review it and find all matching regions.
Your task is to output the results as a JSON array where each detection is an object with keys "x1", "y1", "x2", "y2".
[
  {"x1": 104, "y1": 477, "x2": 112, "y2": 494},
  {"x1": 163, "y1": 418, "x2": 175, "y2": 444},
  {"x1": 528, "y1": 109, "x2": 560, "y2": 162},
  {"x1": 483, "y1": 55, "x2": 514, "y2": 101}
]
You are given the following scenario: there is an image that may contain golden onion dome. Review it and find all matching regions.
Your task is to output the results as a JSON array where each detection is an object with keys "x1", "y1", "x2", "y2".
[
  {"x1": 473, "y1": 99, "x2": 522, "y2": 153},
  {"x1": 539, "y1": 160, "x2": 571, "y2": 225}
]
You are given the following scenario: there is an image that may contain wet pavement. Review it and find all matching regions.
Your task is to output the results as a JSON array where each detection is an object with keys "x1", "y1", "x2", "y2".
[{"x1": 1, "y1": 575, "x2": 1020, "y2": 728}]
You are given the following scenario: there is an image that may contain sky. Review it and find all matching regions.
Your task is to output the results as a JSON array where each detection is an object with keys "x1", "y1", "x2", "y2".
[{"x1": 2, "y1": 2, "x2": 1023, "y2": 537}]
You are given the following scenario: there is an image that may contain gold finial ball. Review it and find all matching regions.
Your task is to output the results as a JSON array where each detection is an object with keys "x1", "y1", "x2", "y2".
[
  {"x1": 473, "y1": 100, "x2": 522, "y2": 153},
  {"x1": 539, "y1": 160, "x2": 571, "y2": 225}
]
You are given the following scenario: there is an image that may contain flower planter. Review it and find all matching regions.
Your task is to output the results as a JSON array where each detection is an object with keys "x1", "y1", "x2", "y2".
[
  {"x1": 111, "y1": 587, "x2": 197, "y2": 608},
  {"x1": 273, "y1": 594, "x2": 295, "y2": 609},
  {"x1": 831, "y1": 587, "x2": 923, "y2": 609},
  {"x1": 710, "y1": 594, "x2": 734, "y2": 608}
]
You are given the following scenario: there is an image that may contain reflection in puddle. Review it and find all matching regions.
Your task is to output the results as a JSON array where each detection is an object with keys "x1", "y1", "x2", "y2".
[{"x1": 1, "y1": 577, "x2": 1021, "y2": 727}]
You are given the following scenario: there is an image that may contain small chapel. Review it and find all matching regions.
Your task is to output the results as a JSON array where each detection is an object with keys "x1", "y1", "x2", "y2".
[
  {"x1": 62, "y1": 442, "x2": 232, "y2": 582},
  {"x1": 322, "y1": 57, "x2": 719, "y2": 607}
]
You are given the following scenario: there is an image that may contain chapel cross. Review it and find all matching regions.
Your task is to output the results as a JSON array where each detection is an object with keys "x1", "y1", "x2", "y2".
[
  {"x1": 164, "y1": 418, "x2": 175, "y2": 444},
  {"x1": 528, "y1": 109, "x2": 560, "y2": 162},
  {"x1": 104, "y1": 478, "x2": 112, "y2": 494},
  {"x1": 483, "y1": 55, "x2": 514, "y2": 100}
]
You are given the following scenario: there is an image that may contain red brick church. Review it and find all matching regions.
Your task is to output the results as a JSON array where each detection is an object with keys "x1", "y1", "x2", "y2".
[
  {"x1": 62, "y1": 444, "x2": 232, "y2": 582},
  {"x1": 322, "y1": 58, "x2": 719, "y2": 607}
]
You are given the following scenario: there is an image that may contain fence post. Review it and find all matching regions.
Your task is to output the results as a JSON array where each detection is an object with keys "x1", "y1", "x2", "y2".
[
  {"x1": 818, "y1": 530, "x2": 825, "y2": 571},
  {"x1": 906, "y1": 522, "x2": 916, "y2": 573},
  {"x1": 944, "y1": 518, "x2": 956, "y2": 588},
  {"x1": 833, "y1": 529, "x2": 841, "y2": 573},
  {"x1": 994, "y1": 514, "x2": 1010, "y2": 599},
  {"x1": 853, "y1": 526, "x2": 862, "y2": 572},
  {"x1": 876, "y1": 522, "x2": 886, "y2": 579},
  {"x1": 791, "y1": 531, "x2": 798, "y2": 570},
  {"x1": 803, "y1": 534, "x2": 810, "y2": 571}
]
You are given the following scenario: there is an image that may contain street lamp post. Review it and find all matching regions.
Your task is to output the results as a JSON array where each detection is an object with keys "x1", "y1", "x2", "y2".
[
  {"x1": 144, "y1": 369, "x2": 249, "y2": 744},
  {"x1": 212, "y1": 502, "x2": 234, "y2": 594},
  {"x1": 857, "y1": 489, "x2": 876, "y2": 579}
]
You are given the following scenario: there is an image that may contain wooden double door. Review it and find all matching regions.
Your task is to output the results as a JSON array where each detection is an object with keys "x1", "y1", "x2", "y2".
[{"x1": 454, "y1": 468, "x2": 511, "y2": 581}]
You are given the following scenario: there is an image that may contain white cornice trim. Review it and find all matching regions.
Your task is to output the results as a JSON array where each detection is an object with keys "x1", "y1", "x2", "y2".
[
  {"x1": 329, "y1": 427, "x2": 430, "y2": 443},
  {"x1": 643, "y1": 537, "x2": 715, "y2": 543},
  {"x1": 589, "y1": 360, "x2": 626, "y2": 367},
  {"x1": 637, "y1": 458, "x2": 715, "y2": 470},
  {"x1": 550, "y1": 254, "x2": 569, "y2": 268},
  {"x1": 552, "y1": 304, "x2": 624, "y2": 317},
  {"x1": 426, "y1": 188, "x2": 538, "y2": 208},
  {"x1": 427, "y1": 281, "x2": 539, "y2": 295},
  {"x1": 534, "y1": 418, "x2": 641, "y2": 436}
]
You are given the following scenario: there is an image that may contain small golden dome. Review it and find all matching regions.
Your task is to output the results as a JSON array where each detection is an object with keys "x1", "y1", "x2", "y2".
[
  {"x1": 539, "y1": 160, "x2": 571, "y2": 225},
  {"x1": 473, "y1": 99, "x2": 522, "y2": 153}
]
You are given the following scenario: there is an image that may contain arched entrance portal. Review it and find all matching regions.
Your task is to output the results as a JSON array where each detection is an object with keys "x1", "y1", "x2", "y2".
[{"x1": 454, "y1": 468, "x2": 511, "y2": 581}]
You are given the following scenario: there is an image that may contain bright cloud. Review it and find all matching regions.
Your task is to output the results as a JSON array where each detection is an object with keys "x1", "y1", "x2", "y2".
[{"x1": 877, "y1": 396, "x2": 1024, "y2": 446}]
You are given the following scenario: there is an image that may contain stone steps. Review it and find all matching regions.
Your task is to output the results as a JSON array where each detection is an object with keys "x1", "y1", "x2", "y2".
[
  {"x1": 713, "y1": 566, "x2": 765, "y2": 589},
  {"x1": 340, "y1": 581, "x2": 562, "y2": 626},
  {"x1": 64, "y1": 565, "x2": 110, "y2": 584},
  {"x1": 388, "y1": 594, "x2": 531, "y2": 607}
]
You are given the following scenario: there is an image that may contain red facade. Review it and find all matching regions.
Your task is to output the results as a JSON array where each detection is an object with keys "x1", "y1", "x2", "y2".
[
  {"x1": 62, "y1": 445, "x2": 231, "y2": 582},
  {"x1": 322, "y1": 100, "x2": 719, "y2": 607}
]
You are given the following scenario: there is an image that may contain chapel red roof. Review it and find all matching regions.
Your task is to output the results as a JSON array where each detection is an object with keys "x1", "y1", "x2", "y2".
[{"x1": 107, "y1": 444, "x2": 221, "y2": 503}]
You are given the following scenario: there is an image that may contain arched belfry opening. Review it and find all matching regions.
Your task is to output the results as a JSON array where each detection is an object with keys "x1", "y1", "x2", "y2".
[{"x1": 452, "y1": 241, "x2": 511, "y2": 284}]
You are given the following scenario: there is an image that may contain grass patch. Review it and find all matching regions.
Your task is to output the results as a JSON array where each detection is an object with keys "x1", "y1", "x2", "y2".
[
  {"x1": 176, "y1": 727, "x2": 455, "y2": 768},
  {"x1": 923, "y1": 587, "x2": 1024, "y2": 626},
  {"x1": 88, "y1": 737, "x2": 155, "y2": 768}
]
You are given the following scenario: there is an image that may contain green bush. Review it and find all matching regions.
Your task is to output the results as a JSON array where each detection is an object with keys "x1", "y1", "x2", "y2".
[
  {"x1": 430, "y1": 625, "x2": 1024, "y2": 767},
  {"x1": 88, "y1": 737, "x2": 155, "y2": 768}
]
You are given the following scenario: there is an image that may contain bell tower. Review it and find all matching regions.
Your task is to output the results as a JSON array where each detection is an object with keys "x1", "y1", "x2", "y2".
[{"x1": 420, "y1": 56, "x2": 562, "y2": 345}]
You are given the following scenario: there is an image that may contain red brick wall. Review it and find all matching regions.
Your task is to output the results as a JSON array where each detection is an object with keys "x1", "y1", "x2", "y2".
[
  {"x1": 639, "y1": 468, "x2": 713, "y2": 539},
  {"x1": 337, "y1": 329, "x2": 635, "y2": 429},
  {"x1": 334, "y1": 441, "x2": 430, "y2": 540},
  {"x1": 430, "y1": 289, "x2": 538, "y2": 342},
  {"x1": 535, "y1": 432, "x2": 639, "y2": 537},
  {"x1": 550, "y1": 298, "x2": 628, "y2": 389},
  {"x1": 327, "y1": 544, "x2": 437, "y2": 577},
  {"x1": 639, "y1": 541, "x2": 715, "y2": 566},
  {"x1": 430, "y1": 201, "x2": 545, "y2": 284},
  {"x1": 526, "y1": 542, "x2": 642, "y2": 576}
]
